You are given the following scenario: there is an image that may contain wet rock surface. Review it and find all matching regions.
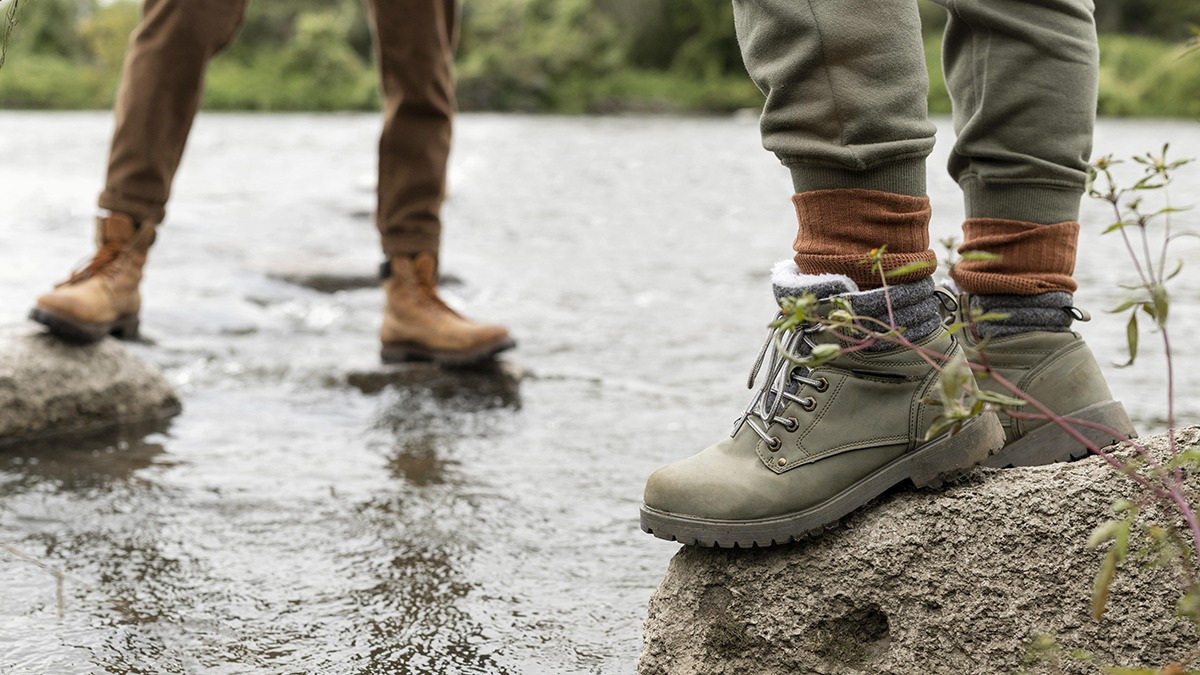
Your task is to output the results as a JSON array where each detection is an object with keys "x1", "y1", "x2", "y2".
[
  {"x1": 0, "y1": 328, "x2": 180, "y2": 444},
  {"x1": 639, "y1": 428, "x2": 1200, "y2": 675}
]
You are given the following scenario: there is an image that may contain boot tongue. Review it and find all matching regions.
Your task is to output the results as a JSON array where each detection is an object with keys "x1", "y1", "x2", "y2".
[
  {"x1": 770, "y1": 260, "x2": 857, "y2": 304},
  {"x1": 98, "y1": 213, "x2": 137, "y2": 244},
  {"x1": 412, "y1": 253, "x2": 439, "y2": 289}
]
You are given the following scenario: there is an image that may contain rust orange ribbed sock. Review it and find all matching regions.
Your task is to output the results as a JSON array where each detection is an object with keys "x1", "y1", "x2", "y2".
[
  {"x1": 950, "y1": 218, "x2": 1079, "y2": 295},
  {"x1": 791, "y1": 188, "x2": 935, "y2": 289}
]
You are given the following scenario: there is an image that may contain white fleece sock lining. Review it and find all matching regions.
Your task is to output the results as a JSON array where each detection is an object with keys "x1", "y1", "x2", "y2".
[{"x1": 770, "y1": 260, "x2": 860, "y2": 294}]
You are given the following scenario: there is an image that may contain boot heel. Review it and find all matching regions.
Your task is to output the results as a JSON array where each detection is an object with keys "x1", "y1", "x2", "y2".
[
  {"x1": 110, "y1": 315, "x2": 140, "y2": 340},
  {"x1": 909, "y1": 412, "x2": 1005, "y2": 488},
  {"x1": 983, "y1": 400, "x2": 1136, "y2": 468}
]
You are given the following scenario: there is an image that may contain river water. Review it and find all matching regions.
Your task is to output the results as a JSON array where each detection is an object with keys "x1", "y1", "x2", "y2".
[{"x1": 0, "y1": 112, "x2": 1197, "y2": 674}]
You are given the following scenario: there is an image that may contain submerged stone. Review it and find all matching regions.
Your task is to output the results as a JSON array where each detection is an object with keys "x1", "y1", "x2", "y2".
[
  {"x1": 346, "y1": 360, "x2": 524, "y2": 406},
  {"x1": 0, "y1": 327, "x2": 181, "y2": 445},
  {"x1": 640, "y1": 428, "x2": 1200, "y2": 674}
]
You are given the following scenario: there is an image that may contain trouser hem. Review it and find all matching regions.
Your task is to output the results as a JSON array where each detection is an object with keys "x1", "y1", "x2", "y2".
[
  {"x1": 98, "y1": 191, "x2": 166, "y2": 227},
  {"x1": 961, "y1": 177, "x2": 1083, "y2": 224},
  {"x1": 786, "y1": 157, "x2": 927, "y2": 198}
]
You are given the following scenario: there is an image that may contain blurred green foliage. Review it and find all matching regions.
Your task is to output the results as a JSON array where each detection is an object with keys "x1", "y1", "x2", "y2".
[{"x1": 0, "y1": 0, "x2": 1196, "y2": 116}]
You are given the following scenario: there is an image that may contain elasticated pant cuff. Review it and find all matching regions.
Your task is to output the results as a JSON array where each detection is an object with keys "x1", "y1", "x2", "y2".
[
  {"x1": 960, "y1": 177, "x2": 1083, "y2": 225},
  {"x1": 787, "y1": 157, "x2": 928, "y2": 198}
]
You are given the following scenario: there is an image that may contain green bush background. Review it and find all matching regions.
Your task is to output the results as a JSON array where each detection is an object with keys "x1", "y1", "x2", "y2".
[{"x1": 0, "y1": 0, "x2": 1196, "y2": 116}]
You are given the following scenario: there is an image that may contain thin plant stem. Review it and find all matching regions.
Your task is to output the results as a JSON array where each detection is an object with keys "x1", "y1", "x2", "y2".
[{"x1": 0, "y1": 0, "x2": 19, "y2": 71}]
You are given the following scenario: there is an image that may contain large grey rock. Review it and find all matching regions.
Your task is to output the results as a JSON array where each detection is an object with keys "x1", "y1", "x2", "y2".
[
  {"x1": 640, "y1": 428, "x2": 1200, "y2": 674},
  {"x1": 0, "y1": 328, "x2": 180, "y2": 444}
]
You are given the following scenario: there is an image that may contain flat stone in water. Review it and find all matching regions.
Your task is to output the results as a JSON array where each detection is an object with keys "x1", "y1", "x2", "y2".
[
  {"x1": 346, "y1": 359, "x2": 525, "y2": 406},
  {"x1": 0, "y1": 327, "x2": 181, "y2": 446}
]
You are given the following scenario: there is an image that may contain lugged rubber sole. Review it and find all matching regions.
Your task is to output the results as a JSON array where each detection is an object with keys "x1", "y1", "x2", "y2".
[
  {"x1": 983, "y1": 400, "x2": 1136, "y2": 468},
  {"x1": 381, "y1": 337, "x2": 516, "y2": 366},
  {"x1": 29, "y1": 307, "x2": 140, "y2": 343},
  {"x1": 640, "y1": 412, "x2": 1006, "y2": 548}
]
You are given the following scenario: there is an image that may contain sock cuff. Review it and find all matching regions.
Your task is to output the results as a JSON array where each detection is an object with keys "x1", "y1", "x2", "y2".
[
  {"x1": 951, "y1": 218, "x2": 1079, "y2": 295},
  {"x1": 972, "y1": 292, "x2": 1076, "y2": 337},
  {"x1": 791, "y1": 189, "x2": 934, "y2": 289}
]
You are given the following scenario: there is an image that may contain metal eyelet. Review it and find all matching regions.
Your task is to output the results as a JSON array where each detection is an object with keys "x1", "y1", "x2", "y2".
[
  {"x1": 765, "y1": 436, "x2": 782, "y2": 451},
  {"x1": 814, "y1": 377, "x2": 829, "y2": 392},
  {"x1": 800, "y1": 396, "x2": 817, "y2": 412},
  {"x1": 782, "y1": 416, "x2": 799, "y2": 432}
]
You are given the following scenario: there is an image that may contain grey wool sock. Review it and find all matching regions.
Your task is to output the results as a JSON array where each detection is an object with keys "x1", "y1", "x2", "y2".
[
  {"x1": 771, "y1": 261, "x2": 941, "y2": 351},
  {"x1": 971, "y1": 292, "x2": 1075, "y2": 338}
]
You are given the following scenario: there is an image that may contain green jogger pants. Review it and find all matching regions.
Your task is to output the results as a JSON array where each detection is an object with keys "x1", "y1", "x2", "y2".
[{"x1": 733, "y1": 0, "x2": 1100, "y2": 224}]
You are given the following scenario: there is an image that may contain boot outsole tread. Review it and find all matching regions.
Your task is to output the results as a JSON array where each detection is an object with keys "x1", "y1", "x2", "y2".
[
  {"x1": 983, "y1": 399, "x2": 1136, "y2": 468},
  {"x1": 640, "y1": 412, "x2": 1006, "y2": 548},
  {"x1": 29, "y1": 308, "x2": 139, "y2": 343},
  {"x1": 380, "y1": 337, "x2": 516, "y2": 367}
]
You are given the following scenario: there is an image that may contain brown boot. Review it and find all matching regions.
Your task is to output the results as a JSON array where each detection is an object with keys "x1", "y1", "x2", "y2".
[
  {"x1": 380, "y1": 253, "x2": 515, "y2": 365},
  {"x1": 30, "y1": 213, "x2": 155, "y2": 342}
]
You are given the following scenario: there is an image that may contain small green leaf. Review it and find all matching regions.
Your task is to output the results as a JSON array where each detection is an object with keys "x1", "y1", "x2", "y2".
[
  {"x1": 1102, "y1": 222, "x2": 1127, "y2": 234},
  {"x1": 975, "y1": 390, "x2": 1028, "y2": 407},
  {"x1": 1088, "y1": 520, "x2": 1122, "y2": 548},
  {"x1": 1092, "y1": 547, "x2": 1119, "y2": 620},
  {"x1": 808, "y1": 344, "x2": 842, "y2": 362},
  {"x1": 884, "y1": 260, "x2": 935, "y2": 278},
  {"x1": 1106, "y1": 299, "x2": 1139, "y2": 314},
  {"x1": 1117, "y1": 312, "x2": 1138, "y2": 368},
  {"x1": 1166, "y1": 259, "x2": 1184, "y2": 280},
  {"x1": 1150, "y1": 284, "x2": 1169, "y2": 329},
  {"x1": 959, "y1": 250, "x2": 1002, "y2": 262},
  {"x1": 1112, "y1": 498, "x2": 1138, "y2": 514}
]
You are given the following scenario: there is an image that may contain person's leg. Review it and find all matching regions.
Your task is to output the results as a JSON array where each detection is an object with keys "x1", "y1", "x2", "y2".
[
  {"x1": 735, "y1": 0, "x2": 938, "y2": 288},
  {"x1": 366, "y1": 0, "x2": 513, "y2": 365},
  {"x1": 32, "y1": 0, "x2": 247, "y2": 342},
  {"x1": 367, "y1": 0, "x2": 455, "y2": 258},
  {"x1": 102, "y1": 0, "x2": 248, "y2": 227},
  {"x1": 936, "y1": 0, "x2": 1135, "y2": 464},
  {"x1": 640, "y1": 0, "x2": 1004, "y2": 547}
]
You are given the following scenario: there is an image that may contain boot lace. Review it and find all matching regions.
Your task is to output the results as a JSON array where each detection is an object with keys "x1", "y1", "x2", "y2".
[
  {"x1": 60, "y1": 239, "x2": 125, "y2": 286},
  {"x1": 733, "y1": 316, "x2": 829, "y2": 449},
  {"x1": 59, "y1": 225, "x2": 152, "y2": 286}
]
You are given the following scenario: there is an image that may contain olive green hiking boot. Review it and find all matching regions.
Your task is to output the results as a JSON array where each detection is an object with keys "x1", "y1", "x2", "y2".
[
  {"x1": 380, "y1": 253, "x2": 515, "y2": 366},
  {"x1": 961, "y1": 328, "x2": 1137, "y2": 468},
  {"x1": 30, "y1": 212, "x2": 155, "y2": 342},
  {"x1": 640, "y1": 268, "x2": 1005, "y2": 548}
]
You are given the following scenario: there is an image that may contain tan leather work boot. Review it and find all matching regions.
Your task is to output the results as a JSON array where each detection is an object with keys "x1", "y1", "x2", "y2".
[
  {"x1": 380, "y1": 253, "x2": 515, "y2": 365},
  {"x1": 30, "y1": 212, "x2": 155, "y2": 342}
]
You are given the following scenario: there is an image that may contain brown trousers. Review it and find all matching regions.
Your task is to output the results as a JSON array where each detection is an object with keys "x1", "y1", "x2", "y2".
[{"x1": 98, "y1": 0, "x2": 457, "y2": 257}]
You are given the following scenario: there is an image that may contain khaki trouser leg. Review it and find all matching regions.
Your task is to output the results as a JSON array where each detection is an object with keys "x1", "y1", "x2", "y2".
[
  {"x1": 99, "y1": 0, "x2": 247, "y2": 226},
  {"x1": 367, "y1": 0, "x2": 458, "y2": 258}
]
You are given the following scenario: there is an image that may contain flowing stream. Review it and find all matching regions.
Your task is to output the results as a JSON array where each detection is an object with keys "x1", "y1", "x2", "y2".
[{"x1": 1, "y1": 112, "x2": 1197, "y2": 673}]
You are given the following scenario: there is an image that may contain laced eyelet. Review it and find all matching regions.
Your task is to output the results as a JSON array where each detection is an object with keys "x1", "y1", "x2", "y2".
[
  {"x1": 765, "y1": 436, "x2": 782, "y2": 451},
  {"x1": 800, "y1": 396, "x2": 817, "y2": 412},
  {"x1": 782, "y1": 416, "x2": 799, "y2": 432},
  {"x1": 814, "y1": 377, "x2": 828, "y2": 392}
]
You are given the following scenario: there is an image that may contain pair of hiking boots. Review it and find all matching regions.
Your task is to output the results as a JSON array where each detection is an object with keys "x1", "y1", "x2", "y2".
[
  {"x1": 29, "y1": 213, "x2": 515, "y2": 364},
  {"x1": 640, "y1": 265, "x2": 1136, "y2": 548}
]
